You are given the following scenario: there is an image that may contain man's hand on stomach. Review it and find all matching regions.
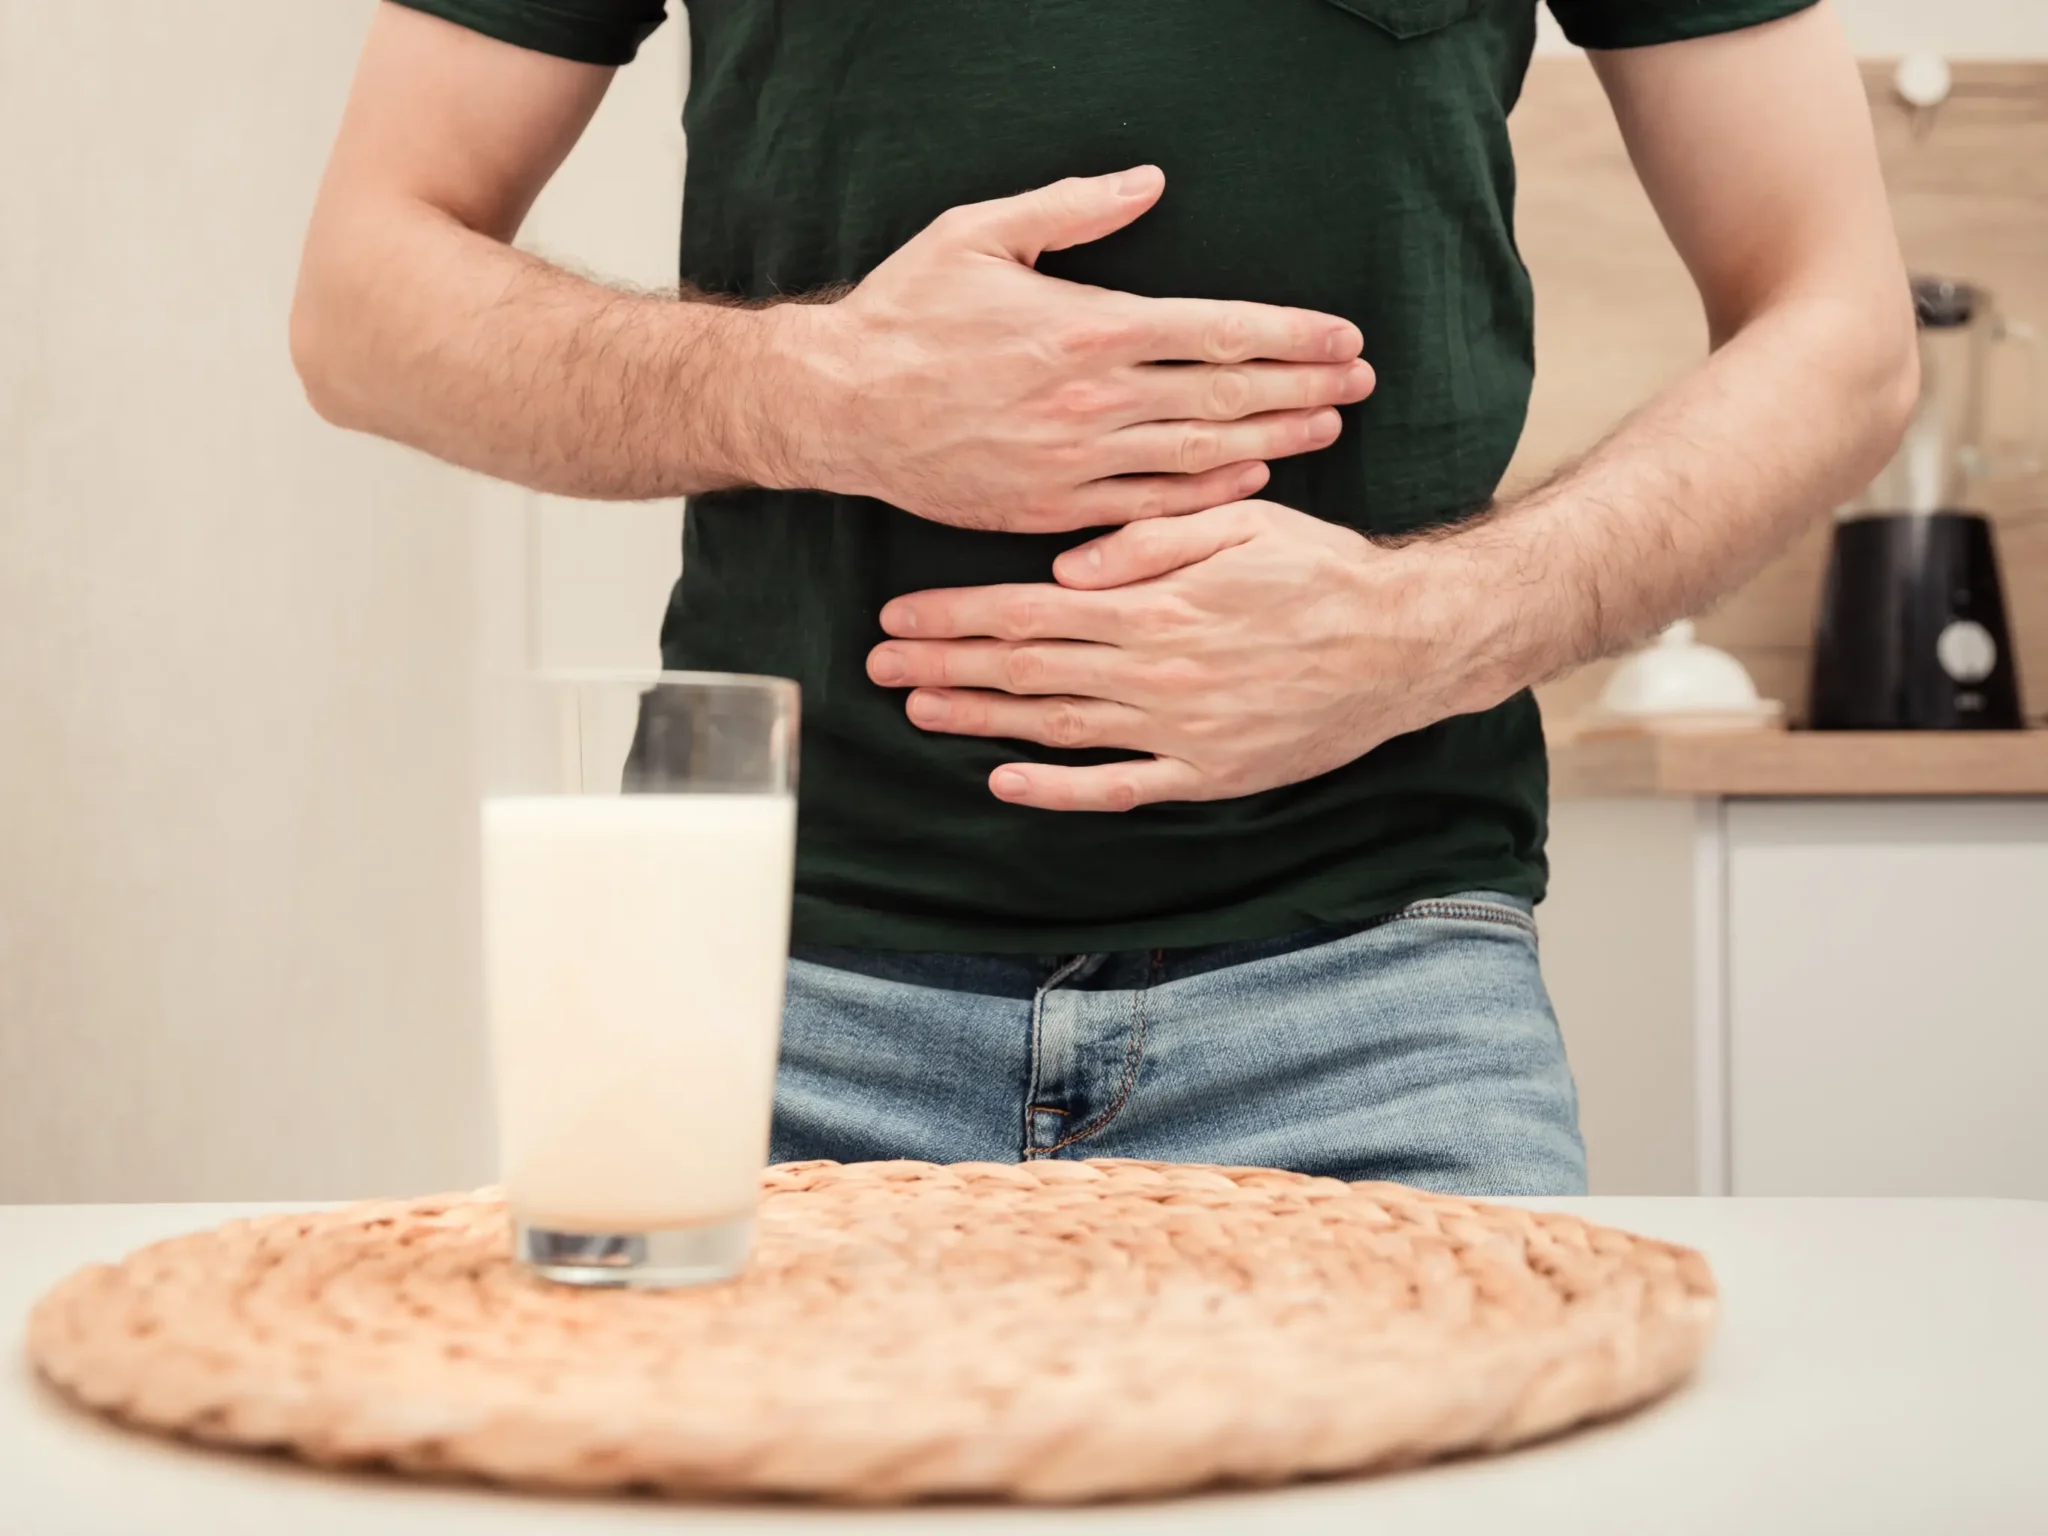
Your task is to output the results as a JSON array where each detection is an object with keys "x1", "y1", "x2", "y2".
[
  {"x1": 765, "y1": 166, "x2": 1374, "y2": 533},
  {"x1": 862, "y1": 500, "x2": 1501, "y2": 812}
]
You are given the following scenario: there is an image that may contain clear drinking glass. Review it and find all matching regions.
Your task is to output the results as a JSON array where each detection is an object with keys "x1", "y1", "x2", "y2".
[{"x1": 480, "y1": 671, "x2": 799, "y2": 1288}]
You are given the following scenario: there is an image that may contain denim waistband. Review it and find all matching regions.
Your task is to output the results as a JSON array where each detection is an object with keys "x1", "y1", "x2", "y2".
[{"x1": 791, "y1": 892, "x2": 1533, "y2": 1000}]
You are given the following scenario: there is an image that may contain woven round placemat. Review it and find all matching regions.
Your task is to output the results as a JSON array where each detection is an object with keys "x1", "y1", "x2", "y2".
[{"x1": 28, "y1": 1160, "x2": 1717, "y2": 1503}]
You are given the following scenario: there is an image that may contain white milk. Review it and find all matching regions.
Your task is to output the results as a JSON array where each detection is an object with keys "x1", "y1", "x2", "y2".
[{"x1": 482, "y1": 793, "x2": 796, "y2": 1232}]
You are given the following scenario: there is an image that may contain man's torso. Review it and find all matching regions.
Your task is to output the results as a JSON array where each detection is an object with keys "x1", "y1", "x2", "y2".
[{"x1": 668, "y1": 0, "x2": 1552, "y2": 951}]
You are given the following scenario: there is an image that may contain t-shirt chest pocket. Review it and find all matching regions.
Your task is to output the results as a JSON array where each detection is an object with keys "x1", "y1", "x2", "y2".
[{"x1": 1321, "y1": 0, "x2": 1480, "y2": 39}]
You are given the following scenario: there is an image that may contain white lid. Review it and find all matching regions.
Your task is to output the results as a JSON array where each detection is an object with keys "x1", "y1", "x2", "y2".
[{"x1": 1595, "y1": 621, "x2": 1766, "y2": 717}]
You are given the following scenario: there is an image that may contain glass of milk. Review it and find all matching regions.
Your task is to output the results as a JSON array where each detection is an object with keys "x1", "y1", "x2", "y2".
[{"x1": 480, "y1": 672, "x2": 799, "y2": 1288}]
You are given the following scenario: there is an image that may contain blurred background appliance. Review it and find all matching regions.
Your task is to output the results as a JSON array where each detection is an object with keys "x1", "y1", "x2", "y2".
[
  {"x1": 1584, "y1": 621, "x2": 1784, "y2": 734},
  {"x1": 1808, "y1": 276, "x2": 2040, "y2": 730}
]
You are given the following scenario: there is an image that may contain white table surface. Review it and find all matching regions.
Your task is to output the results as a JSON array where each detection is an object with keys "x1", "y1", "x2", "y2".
[{"x1": 4, "y1": 1198, "x2": 2045, "y2": 1534}]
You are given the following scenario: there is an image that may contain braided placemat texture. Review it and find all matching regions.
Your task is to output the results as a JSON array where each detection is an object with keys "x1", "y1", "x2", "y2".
[{"x1": 27, "y1": 1160, "x2": 1717, "y2": 1503}]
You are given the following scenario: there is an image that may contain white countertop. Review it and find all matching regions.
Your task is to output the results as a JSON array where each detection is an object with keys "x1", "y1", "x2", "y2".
[{"x1": 5, "y1": 1198, "x2": 2046, "y2": 1534}]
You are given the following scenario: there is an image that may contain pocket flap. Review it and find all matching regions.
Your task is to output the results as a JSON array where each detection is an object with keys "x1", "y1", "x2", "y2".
[{"x1": 1322, "y1": 0, "x2": 1479, "y2": 40}]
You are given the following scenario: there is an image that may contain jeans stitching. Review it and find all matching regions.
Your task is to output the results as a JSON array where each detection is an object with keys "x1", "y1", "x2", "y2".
[
  {"x1": 1028, "y1": 949, "x2": 1157, "y2": 1157},
  {"x1": 1383, "y1": 898, "x2": 1539, "y2": 939},
  {"x1": 1022, "y1": 955, "x2": 1092, "y2": 1156}
]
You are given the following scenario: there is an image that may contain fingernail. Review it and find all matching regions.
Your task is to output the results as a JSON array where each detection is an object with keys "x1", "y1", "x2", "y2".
[
  {"x1": 1237, "y1": 465, "x2": 1268, "y2": 496},
  {"x1": 1085, "y1": 546, "x2": 1104, "y2": 568},
  {"x1": 1115, "y1": 166, "x2": 1161, "y2": 198},
  {"x1": 886, "y1": 604, "x2": 917, "y2": 634},
  {"x1": 907, "y1": 690, "x2": 946, "y2": 723},
  {"x1": 1347, "y1": 360, "x2": 1375, "y2": 393},
  {"x1": 870, "y1": 649, "x2": 906, "y2": 685},
  {"x1": 1324, "y1": 325, "x2": 1362, "y2": 361},
  {"x1": 1313, "y1": 408, "x2": 1342, "y2": 441},
  {"x1": 992, "y1": 768, "x2": 1030, "y2": 797}
]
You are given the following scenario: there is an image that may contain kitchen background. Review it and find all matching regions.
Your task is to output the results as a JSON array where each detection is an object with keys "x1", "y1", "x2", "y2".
[{"x1": 2, "y1": 2, "x2": 2043, "y2": 1204}]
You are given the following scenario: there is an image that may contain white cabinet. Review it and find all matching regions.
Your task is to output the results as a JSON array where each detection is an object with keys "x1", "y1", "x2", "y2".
[
  {"x1": 1544, "y1": 796, "x2": 2048, "y2": 1198},
  {"x1": 1724, "y1": 800, "x2": 2048, "y2": 1197}
]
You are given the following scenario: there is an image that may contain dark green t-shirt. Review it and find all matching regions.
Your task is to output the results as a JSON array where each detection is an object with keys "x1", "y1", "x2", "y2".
[{"x1": 401, "y1": 0, "x2": 1814, "y2": 952}]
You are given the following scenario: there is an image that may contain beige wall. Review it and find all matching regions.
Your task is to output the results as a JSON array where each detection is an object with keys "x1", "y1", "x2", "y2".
[
  {"x1": 0, "y1": 2, "x2": 493, "y2": 1202},
  {"x1": 0, "y1": 2, "x2": 689, "y2": 1204}
]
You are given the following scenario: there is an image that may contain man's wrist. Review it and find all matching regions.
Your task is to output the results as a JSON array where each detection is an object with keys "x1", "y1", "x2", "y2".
[
  {"x1": 666, "y1": 298, "x2": 858, "y2": 496},
  {"x1": 1415, "y1": 505, "x2": 1585, "y2": 713}
]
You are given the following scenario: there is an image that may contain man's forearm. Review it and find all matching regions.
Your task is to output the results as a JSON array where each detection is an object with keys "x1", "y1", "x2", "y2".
[
  {"x1": 291, "y1": 165, "x2": 1368, "y2": 522},
  {"x1": 1445, "y1": 286, "x2": 1918, "y2": 710},
  {"x1": 291, "y1": 198, "x2": 812, "y2": 500}
]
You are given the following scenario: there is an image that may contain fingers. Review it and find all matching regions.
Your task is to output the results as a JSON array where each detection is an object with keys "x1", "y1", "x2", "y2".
[
  {"x1": 1129, "y1": 359, "x2": 1375, "y2": 425},
  {"x1": 870, "y1": 638, "x2": 1122, "y2": 697},
  {"x1": 1099, "y1": 407, "x2": 1343, "y2": 478},
  {"x1": 1054, "y1": 503, "x2": 1261, "y2": 589},
  {"x1": 903, "y1": 689, "x2": 1149, "y2": 752},
  {"x1": 877, "y1": 584, "x2": 1131, "y2": 644},
  {"x1": 946, "y1": 166, "x2": 1165, "y2": 265},
  {"x1": 989, "y1": 757, "x2": 1207, "y2": 812},
  {"x1": 1118, "y1": 296, "x2": 1364, "y2": 366},
  {"x1": 1060, "y1": 462, "x2": 1269, "y2": 528}
]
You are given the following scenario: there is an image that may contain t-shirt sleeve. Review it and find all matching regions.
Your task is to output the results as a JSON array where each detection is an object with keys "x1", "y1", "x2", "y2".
[
  {"x1": 1547, "y1": 0, "x2": 1819, "y2": 51},
  {"x1": 388, "y1": 0, "x2": 668, "y2": 67}
]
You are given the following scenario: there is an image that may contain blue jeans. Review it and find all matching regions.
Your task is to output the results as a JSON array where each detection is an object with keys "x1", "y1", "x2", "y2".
[{"x1": 774, "y1": 892, "x2": 1587, "y2": 1196}]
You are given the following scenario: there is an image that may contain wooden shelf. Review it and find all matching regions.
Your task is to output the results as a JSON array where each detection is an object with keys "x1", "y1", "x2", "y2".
[{"x1": 1550, "y1": 729, "x2": 2048, "y2": 799}]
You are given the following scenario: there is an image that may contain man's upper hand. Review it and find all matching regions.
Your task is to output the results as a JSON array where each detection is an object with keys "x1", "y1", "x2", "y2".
[{"x1": 765, "y1": 168, "x2": 1376, "y2": 533}]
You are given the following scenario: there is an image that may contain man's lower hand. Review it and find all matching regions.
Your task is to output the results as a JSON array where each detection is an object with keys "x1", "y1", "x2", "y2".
[
  {"x1": 864, "y1": 501, "x2": 1513, "y2": 811},
  {"x1": 764, "y1": 168, "x2": 1375, "y2": 533}
]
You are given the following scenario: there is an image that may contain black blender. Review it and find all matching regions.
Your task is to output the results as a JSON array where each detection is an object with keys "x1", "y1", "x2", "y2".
[{"x1": 1808, "y1": 276, "x2": 2040, "y2": 731}]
